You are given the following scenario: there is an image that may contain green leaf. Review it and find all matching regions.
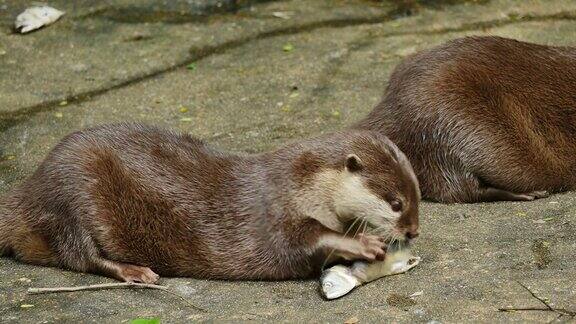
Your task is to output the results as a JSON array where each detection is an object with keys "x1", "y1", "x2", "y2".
[
  {"x1": 130, "y1": 318, "x2": 160, "y2": 324},
  {"x1": 282, "y1": 43, "x2": 294, "y2": 52},
  {"x1": 186, "y1": 63, "x2": 196, "y2": 71}
]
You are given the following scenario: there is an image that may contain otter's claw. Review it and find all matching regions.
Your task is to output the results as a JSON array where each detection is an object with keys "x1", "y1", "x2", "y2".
[{"x1": 357, "y1": 234, "x2": 386, "y2": 261}]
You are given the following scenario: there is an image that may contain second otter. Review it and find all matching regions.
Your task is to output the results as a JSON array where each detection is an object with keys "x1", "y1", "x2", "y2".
[
  {"x1": 358, "y1": 36, "x2": 576, "y2": 203},
  {"x1": 0, "y1": 123, "x2": 419, "y2": 283}
]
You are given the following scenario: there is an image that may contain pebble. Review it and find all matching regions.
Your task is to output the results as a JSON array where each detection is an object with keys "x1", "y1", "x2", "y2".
[
  {"x1": 344, "y1": 316, "x2": 359, "y2": 324},
  {"x1": 70, "y1": 63, "x2": 89, "y2": 73},
  {"x1": 414, "y1": 309, "x2": 426, "y2": 316},
  {"x1": 174, "y1": 285, "x2": 196, "y2": 296}
]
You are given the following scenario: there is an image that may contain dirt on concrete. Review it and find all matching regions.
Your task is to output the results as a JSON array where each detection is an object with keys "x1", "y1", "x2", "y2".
[{"x1": 1, "y1": 0, "x2": 575, "y2": 322}]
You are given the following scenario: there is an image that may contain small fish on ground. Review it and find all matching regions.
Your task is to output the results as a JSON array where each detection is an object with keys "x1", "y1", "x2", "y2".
[
  {"x1": 321, "y1": 243, "x2": 420, "y2": 299},
  {"x1": 272, "y1": 11, "x2": 292, "y2": 19},
  {"x1": 15, "y1": 6, "x2": 64, "y2": 33}
]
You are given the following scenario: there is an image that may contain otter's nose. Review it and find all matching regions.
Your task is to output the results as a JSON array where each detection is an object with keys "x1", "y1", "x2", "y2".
[{"x1": 405, "y1": 229, "x2": 419, "y2": 240}]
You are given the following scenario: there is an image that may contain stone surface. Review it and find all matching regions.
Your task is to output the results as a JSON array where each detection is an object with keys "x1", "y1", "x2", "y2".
[{"x1": 1, "y1": 0, "x2": 576, "y2": 322}]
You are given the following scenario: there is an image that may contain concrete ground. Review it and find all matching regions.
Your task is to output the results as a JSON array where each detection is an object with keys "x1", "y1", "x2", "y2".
[{"x1": 1, "y1": 0, "x2": 575, "y2": 322}]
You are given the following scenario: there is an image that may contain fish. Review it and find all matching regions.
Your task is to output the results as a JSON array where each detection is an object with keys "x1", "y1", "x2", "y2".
[
  {"x1": 15, "y1": 6, "x2": 65, "y2": 34},
  {"x1": 321, "y1": 242, "x2": 420, "y2": 299}
]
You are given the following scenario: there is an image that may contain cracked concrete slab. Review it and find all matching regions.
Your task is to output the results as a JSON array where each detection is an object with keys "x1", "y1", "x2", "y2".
[
  {"x1": 0, "y1": 0, "x2": 392, "y2": 114},
  {"x1": 1, "y1": 0, "x2": 576, "y2": 322}
]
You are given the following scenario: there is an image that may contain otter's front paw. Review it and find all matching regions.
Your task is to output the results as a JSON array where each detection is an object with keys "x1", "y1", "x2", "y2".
[{"x1": 357, "y1": 234, "x2": 386, "y2": 261}]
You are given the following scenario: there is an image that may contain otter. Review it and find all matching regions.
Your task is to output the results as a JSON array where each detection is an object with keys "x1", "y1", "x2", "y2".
[
  {"x1": 357, "y1": 36, "x2": 576, "y2": 203},
  {"x1": 0, "y1": 123, "x2": 419, "y2": 283}
]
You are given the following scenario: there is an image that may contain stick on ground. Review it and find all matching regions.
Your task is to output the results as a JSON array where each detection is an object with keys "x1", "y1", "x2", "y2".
[
  {"x1": 497, "y1": 281, "x2": 575, "y2": 320},
  {"x1": 28, "y1": 282, "x2": 205, "y2": 311}
]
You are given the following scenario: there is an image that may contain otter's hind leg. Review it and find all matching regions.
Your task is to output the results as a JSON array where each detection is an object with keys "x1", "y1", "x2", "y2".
[
  {"x1": 11, "y1": 232, "x2": 159, "y2": 284},
  {"x1": 477, "y1": 187, "x2": 549, "y2": 202},
  {"x1": 93, "y1": 258, "x2": 159, "y2": 283},
  {"x1": 51, "y1": 221, "x2": 159, "y2": 283},
  {"x1": 13, "y1": 208, "x2": 159, "y2": 283},
  {"x1": 436, "y1": 175, "x2": 550, "y2": 203},
  {"x1": 421, "y1": 161, "x2": 550, "y2": 203}
]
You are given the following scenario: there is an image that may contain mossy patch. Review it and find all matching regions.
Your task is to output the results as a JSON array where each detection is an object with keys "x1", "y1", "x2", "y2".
[
  {"x1": 386, "y1": 293, "x2": 417, "y2": 309},
  {"x1": 531, "y1": 239, "x2": 552, "y2": 269}
]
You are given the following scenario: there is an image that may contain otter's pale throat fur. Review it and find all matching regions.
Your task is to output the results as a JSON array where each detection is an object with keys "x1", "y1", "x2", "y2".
[{"x1": 0, "y1": 123, "x2": 419, "y2": 283}]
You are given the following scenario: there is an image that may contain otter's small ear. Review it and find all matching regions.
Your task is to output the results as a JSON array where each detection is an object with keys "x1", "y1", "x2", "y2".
[{"x1": 345, "y1": 154, "x2": 363, "y2": 172}]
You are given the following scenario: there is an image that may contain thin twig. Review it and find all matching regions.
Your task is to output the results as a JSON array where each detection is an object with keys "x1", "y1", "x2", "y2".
[
  {"x1": 516, "y1": 281, "x2": 555, "y2": 312},
  {"x1": 28, "y1": 282, "x2": 205, "y2": 312},
  {"x1": 499, "y1": 307, "x2": 549, "y2": 312},
  {"x1": 28, "y1": 282, "x2": 163, "y2": 294},
  {"x1": 499, "y1": 307, "x2": 575, "y2": 316},
  {"x1": 497, "y1": 281, "x2": 576, "y2": 320}
]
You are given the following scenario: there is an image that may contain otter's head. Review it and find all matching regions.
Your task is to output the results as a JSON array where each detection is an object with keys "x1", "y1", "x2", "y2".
[{"x1": 333, "y1": 133, "x2": 420, "y2": 242}]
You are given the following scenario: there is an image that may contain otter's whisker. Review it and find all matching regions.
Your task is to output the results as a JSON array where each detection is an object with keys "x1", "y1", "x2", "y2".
[
  {"x1": 361, "y1": 218, "x2": 368, "y2": 237},
  {"x1": 352, "y1": 217, "x2": 368, "y2": 240},
  {"x1": 347, "y1": 217, "x2": 363, "y2": 239}
]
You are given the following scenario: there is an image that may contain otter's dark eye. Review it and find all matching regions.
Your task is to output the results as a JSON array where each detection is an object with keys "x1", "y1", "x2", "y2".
[{"x1": 390, "y1": 199, "x2": 403, "y2": 212}]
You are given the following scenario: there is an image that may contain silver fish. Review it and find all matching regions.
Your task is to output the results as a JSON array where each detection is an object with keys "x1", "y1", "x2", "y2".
[
  {"x1": 321, "y1": 243, "x2": 420, "y2": 299},
  {"x1": 15, "y1": 6, "x2": 64, "y2": 33}
]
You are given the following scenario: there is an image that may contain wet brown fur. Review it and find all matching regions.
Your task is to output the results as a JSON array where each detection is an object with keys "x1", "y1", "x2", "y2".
[
  {"x1": 356, "y1": 36, "x2": 576, "y2": 203},
  {"x1": 0, "y1": 123, "x2": 419, "y2": 281}
]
